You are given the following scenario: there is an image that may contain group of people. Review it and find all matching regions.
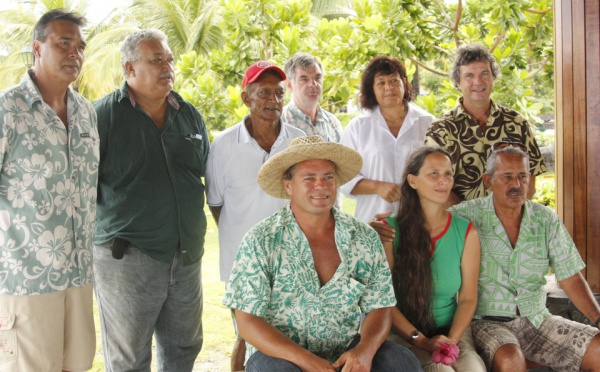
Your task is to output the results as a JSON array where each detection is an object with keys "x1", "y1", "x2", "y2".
[{"x1": 0, "y1": 8, "x2": 599, "y2": 372}]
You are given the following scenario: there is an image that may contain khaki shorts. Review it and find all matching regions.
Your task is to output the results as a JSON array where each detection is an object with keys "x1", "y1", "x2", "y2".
[
  {"x1": 472, "y1": 315, "x2": 600, "y2": 372},
  {"x1": 0, "y1": 285, "x2": 95, "y2": 372}
]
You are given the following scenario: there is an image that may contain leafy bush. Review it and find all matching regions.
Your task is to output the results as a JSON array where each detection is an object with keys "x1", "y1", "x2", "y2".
[{"x1": 533, "y1": 173, "x2": 556, "y2": 209}]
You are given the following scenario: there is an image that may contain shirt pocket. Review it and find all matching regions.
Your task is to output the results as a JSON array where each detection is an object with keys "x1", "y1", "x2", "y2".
[
  {"x1": 173, "y1": 133, "x2": 206, "y2": 175},
  {"x1": 0, "y1": 314, "x2": 17, "y2": 363}
]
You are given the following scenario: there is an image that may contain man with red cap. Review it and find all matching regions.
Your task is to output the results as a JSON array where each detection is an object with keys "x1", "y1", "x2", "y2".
[{"x1": 206, "y1": 60, "x2": 306, "y2": 371}]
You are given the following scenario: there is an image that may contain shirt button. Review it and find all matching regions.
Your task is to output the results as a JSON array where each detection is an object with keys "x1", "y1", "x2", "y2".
[{"x1": 313, "y1": 315, "x2": 318, "y2": 320}]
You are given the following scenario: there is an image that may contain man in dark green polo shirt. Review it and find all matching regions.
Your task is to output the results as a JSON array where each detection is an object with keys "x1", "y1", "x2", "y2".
[{"x1": 92, "y1": 29, "x2": 209, "y2": 371}]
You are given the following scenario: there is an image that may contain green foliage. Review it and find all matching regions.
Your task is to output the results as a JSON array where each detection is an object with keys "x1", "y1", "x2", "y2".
[
  {"x1": 533, "y1": 173, "x2": 556, "y2": 209},
  {"x1": 0, "y1": 0, "x2": 556, "y2": 133},
  {"x1": 336, "y1": 112, "x2": 359, "y2": 129},
  {"x1": 534, "y1": 129, "x2": 555, "y2": 148}
]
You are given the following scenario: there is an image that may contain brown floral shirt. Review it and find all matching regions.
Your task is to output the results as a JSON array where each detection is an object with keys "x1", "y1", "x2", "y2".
[{"x1": 425, "y1": 99, "x2": 546, "y2": 201}]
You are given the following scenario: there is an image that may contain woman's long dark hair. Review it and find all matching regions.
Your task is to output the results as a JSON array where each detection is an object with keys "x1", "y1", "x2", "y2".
[{"x1": 394, "y1": 146, "x2": 452, "y2": 337}]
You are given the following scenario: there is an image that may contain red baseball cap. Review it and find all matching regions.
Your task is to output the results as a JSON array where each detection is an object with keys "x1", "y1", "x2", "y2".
[{"x1": 242, "y1": 61, "x2": 286, "y2": 89}]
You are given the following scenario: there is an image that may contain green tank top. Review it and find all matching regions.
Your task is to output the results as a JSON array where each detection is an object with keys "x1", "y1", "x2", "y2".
[{"x1": 386, "y1": 213, "x2": 471, "y2": 328}]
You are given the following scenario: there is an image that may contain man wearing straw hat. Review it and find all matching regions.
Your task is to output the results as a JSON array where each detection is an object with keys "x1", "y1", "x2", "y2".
[{"x1": 222, "y1": 136, "x2": 420, "y2": 371}]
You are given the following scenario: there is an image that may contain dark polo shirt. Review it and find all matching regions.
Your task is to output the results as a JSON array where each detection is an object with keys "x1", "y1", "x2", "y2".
[{"x1": 94, "y1": 82, "x2": 209, "y2": 265}]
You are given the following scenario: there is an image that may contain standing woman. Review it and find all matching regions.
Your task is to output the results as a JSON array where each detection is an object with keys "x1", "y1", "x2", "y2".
[
  {"x1": 384, "y1": 147, "x2": 486, "y2": 371},
  {"x1": 340, "y1": 56, "x2": 434, "y2": 222}
]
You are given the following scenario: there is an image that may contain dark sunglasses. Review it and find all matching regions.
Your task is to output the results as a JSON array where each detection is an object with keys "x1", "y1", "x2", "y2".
[{"x1": 492, "y1": 140, "x2": 526, "y2": 152}]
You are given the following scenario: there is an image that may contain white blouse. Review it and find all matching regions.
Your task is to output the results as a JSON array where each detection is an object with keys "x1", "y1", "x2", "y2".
[{"x1": 340, "y1": 103, "x2": 434, "y2": 222}]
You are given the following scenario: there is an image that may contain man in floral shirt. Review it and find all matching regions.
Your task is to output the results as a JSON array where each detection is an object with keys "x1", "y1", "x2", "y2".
[
  {"x1": 0, "y1": 9, "x2": 98, "y2": 371},
  {"x1": 449, "y1": 147, "x2": 600, "y2": 371},
  {"x1": 223, "y1": 136, "x2": 420, "y2": 371},
  {"x1": 425, "y1": 43, "x2": 546, "y2": 207}
]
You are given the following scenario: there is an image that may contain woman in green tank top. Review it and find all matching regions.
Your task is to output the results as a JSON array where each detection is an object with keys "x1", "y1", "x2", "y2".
[{"x1": 383, "y1": 147, "x2": 486, "y2": 371}]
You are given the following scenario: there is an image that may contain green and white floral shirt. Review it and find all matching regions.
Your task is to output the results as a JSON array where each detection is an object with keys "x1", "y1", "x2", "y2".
[
  {"x1": 0, "y1": 71, "x2": 99, "y2": 295},
  {"x1": 223, "y1": 205, "x2": 396, "y2": 362},
  {"x1": 449, "y1": 195, "x2": 585, "y2": 328}
]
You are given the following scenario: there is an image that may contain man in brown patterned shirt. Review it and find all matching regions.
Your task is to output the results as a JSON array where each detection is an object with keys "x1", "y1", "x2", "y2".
[{"x1": 425, "y1": 43, "x2": 546, "y2": 207}]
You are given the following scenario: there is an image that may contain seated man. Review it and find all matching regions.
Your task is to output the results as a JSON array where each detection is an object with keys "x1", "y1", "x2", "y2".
[
  {"x1": 372, "y1": 146, "x2": 600, "y2": 371},
  {"x1": 222, "y1": 136, "x2": 421, "y2": 372},
  {"x1": 449, "y1": 146, "x2": 600, "y2": 371}
]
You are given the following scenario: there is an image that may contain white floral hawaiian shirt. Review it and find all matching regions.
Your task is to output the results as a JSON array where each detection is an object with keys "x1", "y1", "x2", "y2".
[
  {"x1": 223, "y1": 204, "x2": 396, "y2": 362},
  {"x1": 0, "y1": 71, "x2": 99, "y2": 295}
]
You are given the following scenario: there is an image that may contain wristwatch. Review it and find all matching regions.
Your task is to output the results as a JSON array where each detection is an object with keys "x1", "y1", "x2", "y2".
[{"x1": 408, "y1": 330, "x2": 419, "y2": 344}]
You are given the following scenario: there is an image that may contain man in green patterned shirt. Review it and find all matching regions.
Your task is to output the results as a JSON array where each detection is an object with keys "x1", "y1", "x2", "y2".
[
  {"x1": 223, "y1": 136, "x2": 420, "y2": 371},
  {"x1": 449, "y1": 147, "x2": 600, "y2": 371}
]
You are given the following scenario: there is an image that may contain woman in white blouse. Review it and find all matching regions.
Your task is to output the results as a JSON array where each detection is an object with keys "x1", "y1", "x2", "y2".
[{"x1": 340, "y1": 56, "x2": 435, "y2": 222}]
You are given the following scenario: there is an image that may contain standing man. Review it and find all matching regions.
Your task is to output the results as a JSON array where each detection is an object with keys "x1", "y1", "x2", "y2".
[
  {"x1": 425, "y1": 43, "x2": 546, "y2": 207},
  {"x1": 93, "y1": 29, "x2": 209, "y2": 371},
  {"x1": 449, "y1": 147, "x2": 600, "y2": 371},
  {"x1": 281, "y1": 52, "x2": 343, "y2": 142},
  {"x1": 206, "y1": 60, "x2": 305, "y2": 371},
  {"x1": 0, "y1": 9, "x2": 98, "y2": 372},
  {"x1": 223, "y1": 136, "x2": 421, "y2": 372}
]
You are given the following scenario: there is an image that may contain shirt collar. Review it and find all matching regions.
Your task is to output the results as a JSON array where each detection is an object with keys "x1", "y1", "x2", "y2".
[
  {"x1": 20, "y1": 70, "x2": 74, "y2": 108},
  {"x1": 455, "y1": 97, "x2": 500, "y2": 120},
  {"x1": 287, "y1": 101, "x2": 324, "y2": 123},
  {"x1": 238, "y1": 115, "x2": 289, "y2": 144}
]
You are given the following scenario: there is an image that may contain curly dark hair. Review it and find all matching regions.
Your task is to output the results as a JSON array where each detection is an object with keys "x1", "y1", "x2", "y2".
[
  {"x1": 393, "y1": 146, "x2": 452, "y2": 337},
  {"x1": 359, "y1": 56, "x2": 413, "y2": 111}
]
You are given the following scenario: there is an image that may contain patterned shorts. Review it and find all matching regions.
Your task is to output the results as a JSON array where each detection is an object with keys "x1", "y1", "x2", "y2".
[{"x1": 472, "y1": 315, "x2": 599, "y2": 371}]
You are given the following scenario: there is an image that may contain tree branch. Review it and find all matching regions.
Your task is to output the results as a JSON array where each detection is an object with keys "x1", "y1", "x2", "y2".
[
  {"x1": 529, "y1": 57, "x2": 549, "y2": 76},
  {"x1": 454, "y1": 0, "x2": 463, "y2": 47},
  {"x1": 489, "y1": 30, "x2": 506, "y2": 54},
  {"x1": 425, "y1": 20, "x2": 454, "y2": 31},
  {"x1": 431, "y1": 44, "x2": 453, "y2": 55},
  {"x1": 430, "y1": 0, "x2": 454, "y2": 27},
  {"x1": 409, "y1": 57, "x2": 447, "y2": 77},
  {"x1": 526, "y1": 8, "x2": 552, "y2": 15}
]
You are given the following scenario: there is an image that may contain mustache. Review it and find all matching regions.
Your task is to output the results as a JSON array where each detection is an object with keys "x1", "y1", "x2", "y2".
[
  {"x1": 506, "y1": 188, "x2": 524, "y2": 196},
  {"x1": 160, "y1": 73, "x2": 173, "y2": 79}
]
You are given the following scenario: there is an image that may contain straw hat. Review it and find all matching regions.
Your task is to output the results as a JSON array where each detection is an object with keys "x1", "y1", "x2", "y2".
[{"x1": 258, "y1": 136, "x2": 363, "y2": 199}]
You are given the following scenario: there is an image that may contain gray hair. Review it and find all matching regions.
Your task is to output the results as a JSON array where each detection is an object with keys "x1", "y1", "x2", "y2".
[
  {"x1": 486, "y1": 146, "x2": 530, "y2": 176},
  {"x1": 120, "y1": 29, "x2": 168, "y2": 77},
  {"x1": 450, "y1": 43, "x2": 501, "y2": 88},
  {"x1": 284, "y1": 52, "x2": 324, "y2": 81}
]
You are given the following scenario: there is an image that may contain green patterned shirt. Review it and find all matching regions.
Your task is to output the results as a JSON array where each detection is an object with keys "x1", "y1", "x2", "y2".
[
  {"x1": 425, "y1": 99, "x2": 547, "y2": 201},
  {"x1": 223, "y1": 205, "x2": 396, "y2": 362},
  {"x1": 449, "y1": 196, "x2": 585, "y2": 328},
  {"x1": 0, "y1": 72, "x2": 99, "y2": 295}
]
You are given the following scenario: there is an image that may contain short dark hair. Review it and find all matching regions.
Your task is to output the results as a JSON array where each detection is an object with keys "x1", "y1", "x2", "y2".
[
  {"x1": 360, "y1": 56, "x2": 413, "y2": 111},
  {"x1": 33, "y1": 9, "x2": 86, "y2": 43},
  {"x1": 450, "y1": 43, "x2": 500, "y2": 87}
]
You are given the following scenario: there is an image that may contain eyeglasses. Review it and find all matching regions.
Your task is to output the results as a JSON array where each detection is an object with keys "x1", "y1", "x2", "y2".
[{"x1": 492, "y1": 140, "x2": 526, "y2": 152}]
